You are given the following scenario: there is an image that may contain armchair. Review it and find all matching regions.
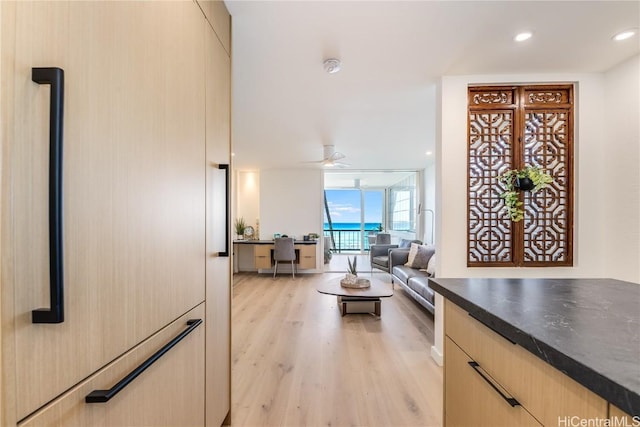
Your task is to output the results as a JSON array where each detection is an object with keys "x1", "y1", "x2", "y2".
[
  {"x1": 370, "y1": 238, "x2": 421, "y2": 273},
  {"x1": 370, "y1": 243, "x2": 398, "y2": 273}
]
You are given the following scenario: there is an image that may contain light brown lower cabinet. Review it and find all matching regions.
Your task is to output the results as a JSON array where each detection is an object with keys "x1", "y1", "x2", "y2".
[
  {"x1": 18, "y1": 305, "x2": 205, "y2": 427},
  {"x1": 445, "y1": 337, "x2": 541, "y2": 427},
  {"x1": 298, "y1": 245, "x2": 317, "y2": 270},
  {"x1": 253, "y1": 244, "x2": 317, "y2": 270},
  {"x1": 254, "y1": 245, "x2": 272, "y2": 269},
  {"x1": 609, "y1": 404, "x2": 638, "y2": 424},
  {"x1": 444, "y1": 299, "x2": 608, "y2": 427}
]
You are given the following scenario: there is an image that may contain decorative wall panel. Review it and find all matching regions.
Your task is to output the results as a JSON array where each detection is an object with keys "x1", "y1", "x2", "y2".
[
  {"x1": 468, "y1": 110, "x2": 514, "y2": 264},
  {"x1": 468, "y1": 85, "x2": 573, "y2": 267}
]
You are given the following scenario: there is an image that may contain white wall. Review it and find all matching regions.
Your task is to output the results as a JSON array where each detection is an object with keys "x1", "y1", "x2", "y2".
[
  {"x1": 431, "y1": 70, "x2": 640, "y2": 363},
  {"x1": 259, "y1": 169, "x2": 324, "y2": 270},
  {"x1": 233, "y1": 170, "x2": 261, "y2": 271},
  {"x1": 603, "y1": 55, "x2": 640, "y2": 283},
  {"x1": 235, "y1": 170, "x2": 260, "y2": 235}
]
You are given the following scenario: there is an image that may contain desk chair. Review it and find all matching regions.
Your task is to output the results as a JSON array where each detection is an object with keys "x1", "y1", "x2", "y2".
[{"x1": 273, "y1": 237, "x2": 296, "y2": 278}]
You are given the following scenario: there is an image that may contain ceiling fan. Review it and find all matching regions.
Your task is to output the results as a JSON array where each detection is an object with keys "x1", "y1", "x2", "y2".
[{"x1": 306, "y1": 145, "x2": 350, "y2": 168}]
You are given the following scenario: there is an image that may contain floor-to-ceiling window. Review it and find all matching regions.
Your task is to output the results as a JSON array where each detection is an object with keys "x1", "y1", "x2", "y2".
[
  {"x1": 323, "y1": 171, "x2": 419, "y2": 253},
  {"x1": 388, "y1": 173, "x2": 417, "y2": 233},
  {"x1": 323, "y1": 188, "x2": 384, "y2": 253}
]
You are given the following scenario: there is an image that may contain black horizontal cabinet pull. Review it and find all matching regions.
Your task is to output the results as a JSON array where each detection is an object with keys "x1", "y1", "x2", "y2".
[
  {"x1": 31, "y1": 67, "x2": 65, "y2": 324},
  {"x1": 85, "y1": 319, "x2": 203, "y2": 403},
  {"x1": 468, "y1": 361, "x2": 520, "y2": 407}
]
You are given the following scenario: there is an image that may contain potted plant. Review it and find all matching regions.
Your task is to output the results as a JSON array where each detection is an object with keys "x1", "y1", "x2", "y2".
[
  {"x1": 234, "y1": 217, "x2": 246, "y2": 240},
  {"x1": 498, "y1": 166, "x2": 553, "y2": 222},
  {"x1": 346, "y1": 256, "x2": 358, "y2": 279},
  {"x1": 340, "y1": 256, "x2": 370, "y2": 288}
]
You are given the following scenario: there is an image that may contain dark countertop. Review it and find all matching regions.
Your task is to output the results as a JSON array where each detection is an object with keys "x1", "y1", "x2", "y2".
[
  {"x1": 428, "y1": 278, "x2": 640, "y2": 416},
  {"x1": 233, "y1": 239, "x2": 318, "y2": 245}
]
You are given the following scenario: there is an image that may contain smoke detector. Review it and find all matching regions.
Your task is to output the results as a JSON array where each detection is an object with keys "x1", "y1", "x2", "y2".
[{"x1": 323, "y1": 58, "x2": 341, "y2": 74}]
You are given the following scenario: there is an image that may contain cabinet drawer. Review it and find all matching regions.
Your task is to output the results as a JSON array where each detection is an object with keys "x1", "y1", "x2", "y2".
[
  {"x1": 445, "y1": 300, "x2": 606, "y2": 426},
  {"x1": 19, "y1": 305, "x2": 205, "y2": 427},
  {"x1": 299, "y1": 255, "x2": 316, "y2": 269},
  {"x1": 254, "y1": 246, "x2": 272, "y2": 269},
  {"x1": 298, "y1": 245, "x2": 316, "y2": 269},
  {"x1": 445, "y1": 337, "x2": 541, "y2": 427}
]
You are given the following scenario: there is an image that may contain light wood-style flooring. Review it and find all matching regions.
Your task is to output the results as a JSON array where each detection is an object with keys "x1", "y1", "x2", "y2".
[{"x1": 231, "y1": 272, "x2": 443, "y2": 427}]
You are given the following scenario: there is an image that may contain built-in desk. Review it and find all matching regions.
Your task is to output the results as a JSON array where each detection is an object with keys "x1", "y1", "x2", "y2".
[{"x1": 233, "y1": 240, "x2": 318, "y2": 272}]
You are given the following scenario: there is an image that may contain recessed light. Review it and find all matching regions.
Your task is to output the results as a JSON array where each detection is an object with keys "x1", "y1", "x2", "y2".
[
  {"x1": 613, "y1": 29, "x2": 637, "y2": 41},
  {"x1": 514, "y1": 32, "x2": 532, "y2": 42},
  {"x1": 425, "y1": 151, "x2": 433, "y2": 156}
]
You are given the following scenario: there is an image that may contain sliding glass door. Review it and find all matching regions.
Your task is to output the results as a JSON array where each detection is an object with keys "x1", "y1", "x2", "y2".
[{"x1": 324, "y1": 189, "x2": 384, "y2": 253}]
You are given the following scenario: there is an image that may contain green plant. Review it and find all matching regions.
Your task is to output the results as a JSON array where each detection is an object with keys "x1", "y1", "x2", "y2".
[
  {"x1": 375, "y1": 223, "x2": 384, "y2": 232},
  {"x1": 234, "y1": 217, "x2": 246, "y2": 235},
  {"x1": 347, "y1": 256, "x2": 358, "y2": 276},
  {"x1": 498, "y1": 166, "x2": 553, "y2": 222}
]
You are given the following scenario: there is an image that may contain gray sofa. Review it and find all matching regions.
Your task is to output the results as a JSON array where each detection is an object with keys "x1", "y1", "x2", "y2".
[{"x1": 390, "y1": 246, "x2": 436, "y2": 314}]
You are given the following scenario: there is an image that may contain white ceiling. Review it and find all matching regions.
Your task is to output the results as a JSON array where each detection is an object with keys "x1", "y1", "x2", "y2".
[
  {"x1": 226, "y1": 0, "x2": 639, "y2": 172},
  {"x1": 323, "y1": 170, "x2": 416, "y2": 189}
]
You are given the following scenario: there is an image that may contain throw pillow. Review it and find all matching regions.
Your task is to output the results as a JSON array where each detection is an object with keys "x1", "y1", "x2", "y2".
[
  {"x1": 405, "y1": 243, "x2": 419, "y2": 266},
  {"x1": 398, "y1": 239, "x2": 413, "y2": 249},
  {"x1": 426, "y1": 254, "x2": 436, "y2": 276},
  {"x1": 405, "y1": 244, "x2": 434, "y2": 269}
]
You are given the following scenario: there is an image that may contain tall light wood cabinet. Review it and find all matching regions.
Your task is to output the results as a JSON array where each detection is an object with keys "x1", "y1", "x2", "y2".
[
  {"x1": 204, "y1": 10, "x2": 232, "y2": 427},
  {"x1": 1, "y1": 1, "x2": 232, "y2": 425}
]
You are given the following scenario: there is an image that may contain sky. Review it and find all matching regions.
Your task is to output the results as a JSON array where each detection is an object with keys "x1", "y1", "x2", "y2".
[{"x1": 324, "y1": 189, "x2": 383, "y2": 224}]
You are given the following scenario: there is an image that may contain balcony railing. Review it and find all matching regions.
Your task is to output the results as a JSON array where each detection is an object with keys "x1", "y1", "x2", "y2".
[{"x1": 323, "y1": 229, "x2": 374, "y2": 253}]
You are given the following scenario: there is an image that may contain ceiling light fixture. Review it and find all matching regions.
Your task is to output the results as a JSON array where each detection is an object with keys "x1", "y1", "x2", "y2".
[
  {"x1": 323, "y1": 58, "x2": 341, "y2": 74},
  {"x1": 613, "y1": 29, "x2": 637, "y2": 41},
  {"x1": 514, "y1": 32, "x2": 533, "y2": 42}
]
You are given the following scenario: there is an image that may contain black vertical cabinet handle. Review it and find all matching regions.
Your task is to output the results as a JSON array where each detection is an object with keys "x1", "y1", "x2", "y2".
[
  {"x1": 468, "y1": 361, "x2": 520, "y2": 407},
  {"x1": 86, "y1": 319, "x2": 203, "y2": 403},
  {"x1": 218, "y1": 164, "x2": 230, "y2": 257},
  {"x1": 31, "y1": 67, "x2": 65, "y2": 324}
]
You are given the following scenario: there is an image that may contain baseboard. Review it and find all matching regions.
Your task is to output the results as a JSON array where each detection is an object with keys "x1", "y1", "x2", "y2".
[{"x1": 431, "y1": 345, "x2": 443, "y2": 366}]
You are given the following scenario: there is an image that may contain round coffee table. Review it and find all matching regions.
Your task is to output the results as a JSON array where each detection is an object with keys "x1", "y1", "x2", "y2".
[{"x1": 316, "y1": 276, "x2": 393, "y2": 317}]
